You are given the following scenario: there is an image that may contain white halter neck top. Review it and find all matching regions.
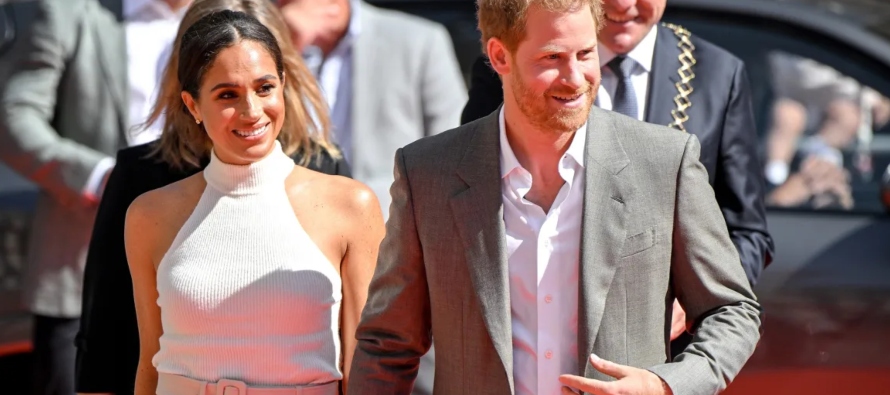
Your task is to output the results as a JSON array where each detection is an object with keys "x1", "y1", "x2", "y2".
[{"x1": 153, "y1": 142, "x2": 342, "y2": 386}]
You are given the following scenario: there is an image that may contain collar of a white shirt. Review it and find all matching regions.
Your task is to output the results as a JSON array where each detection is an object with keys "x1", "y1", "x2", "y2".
[
  {"x1": 597, "y1": 24, "x2": 659, "y2": 72},
  {"x1": 124, "y1": 0, "x2": 187, "y2": 20},
  {"x1": 498, "y1": 106, "x2": 588, "y2": 179}
]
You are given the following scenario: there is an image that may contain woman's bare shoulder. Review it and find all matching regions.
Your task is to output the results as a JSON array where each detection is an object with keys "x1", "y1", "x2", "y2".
[
  {"x1": 288, "y1": 169, "x2": 381, "y2": 221},
  {"x1": 129, "y1": 173, "x2": 205, "y2": 216},
  {"x1": 126, "y1": 173, "x2": 206, "y2": 238}
]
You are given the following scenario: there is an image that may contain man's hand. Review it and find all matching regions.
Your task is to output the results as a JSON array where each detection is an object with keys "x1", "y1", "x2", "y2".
[
  {"x1": 767, "y1": 155, "x2": 853, "y2": 209},
  {"x1": 670, "y1": 299, "x2": 686, "y2": 341},
  {"x1": 801, "y1": 156, "x2": 852, "y2": 209},
  {"x1": 558, "y1": 354, "x2": 673, "y2": 395}
]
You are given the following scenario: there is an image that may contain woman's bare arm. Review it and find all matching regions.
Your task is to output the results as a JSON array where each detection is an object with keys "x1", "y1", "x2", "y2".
[
  {"x1": 339, "y1": 185, "x2": 384, "y2": 393},
  {"x1": 125, "y1": 194, "x2": 165, "y2": 395}
]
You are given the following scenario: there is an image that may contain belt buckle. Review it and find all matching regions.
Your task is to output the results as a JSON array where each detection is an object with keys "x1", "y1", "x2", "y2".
[{"x1": 216, "y1": 379, "x2": 248, "y2": 395}]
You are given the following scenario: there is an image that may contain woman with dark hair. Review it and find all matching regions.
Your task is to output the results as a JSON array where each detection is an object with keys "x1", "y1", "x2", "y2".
[
  {"x1": 125, "y1": 9, "x2": 381, "y2": 395},
  {"x1": 74, "y1": 2, "x2": 361, "y2": 395}
]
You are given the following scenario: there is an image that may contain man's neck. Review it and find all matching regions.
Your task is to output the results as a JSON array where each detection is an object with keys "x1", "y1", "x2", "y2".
[
  {"x1": 319, "y1": 2, "x2": 353, "y2": 57},
  {"x1": 598, "y1": 24, "x2": 658, "y2": 68},
  {"x1": 502, "y1": 102, "x2": 575, "y2": 177},
  {"x1": 502, "y1": 102, "x2": 577, "y2": 213}
]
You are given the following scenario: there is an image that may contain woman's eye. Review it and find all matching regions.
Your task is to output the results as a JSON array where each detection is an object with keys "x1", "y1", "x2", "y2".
[
  {"x1": 218, "y1": 91, "x2": 237, "y2": 100},
  {"x1": 258, "y1": 84, "x2": 275, "y2": 94}
]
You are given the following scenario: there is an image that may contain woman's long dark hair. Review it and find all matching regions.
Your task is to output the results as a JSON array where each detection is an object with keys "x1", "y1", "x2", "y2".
[
  {"x1": 151, "y1": 5, "x2": 335, "y2": 169},
  {"x1": 179, "y1": 10, "x2": 284, "y2": 101}
]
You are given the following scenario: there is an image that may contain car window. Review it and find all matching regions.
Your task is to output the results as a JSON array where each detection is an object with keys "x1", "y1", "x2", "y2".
[{"x1": 660, "y1": 11, "x2": 890, "y2": 215}]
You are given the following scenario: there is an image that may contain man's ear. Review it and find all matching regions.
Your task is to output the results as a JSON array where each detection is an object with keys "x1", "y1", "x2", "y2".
[
  {"x1": 181, "y1": 91, "x2": 201, "y2": 124},
  {"x1": 486, "y1": 38, "x2": 512, "y2": 77}
]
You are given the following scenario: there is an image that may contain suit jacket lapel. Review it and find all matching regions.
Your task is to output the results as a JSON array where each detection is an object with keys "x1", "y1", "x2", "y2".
[
  {"x1": 92, "y1": 7, "x2": 128, "y2": 138},
  {"x1": 578, "y1": 107, "x2": 634, "y2": 376},
  {"x1": 645, "y1": 25, "x2": 681, "y2": 127},
  {"x1": 449, "y1": 111, "x2": 514, "y2": 393}
]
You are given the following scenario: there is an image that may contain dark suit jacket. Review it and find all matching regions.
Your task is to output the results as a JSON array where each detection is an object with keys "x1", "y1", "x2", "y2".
[
  {"x1": 74, "y1": 141, "x2": 350, "y2": 394},
  {"x1": 461, "y1": 25, "x2": 774, "y2": 285}
]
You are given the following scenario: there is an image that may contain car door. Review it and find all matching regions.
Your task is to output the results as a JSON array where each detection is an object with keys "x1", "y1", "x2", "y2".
[{"x1": 662, "y1": 1, "x2": 890, "y2": 393}]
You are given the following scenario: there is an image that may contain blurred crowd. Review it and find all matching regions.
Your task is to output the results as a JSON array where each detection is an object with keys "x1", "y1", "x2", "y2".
[{"x1": 765, "y1": 51, "x2": 890, "y2": 210}]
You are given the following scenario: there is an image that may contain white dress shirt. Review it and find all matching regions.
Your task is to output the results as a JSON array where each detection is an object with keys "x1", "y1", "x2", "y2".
[
  {"x1": 596, "y1": 26, "x2": 658, "y2": 121},
  {"x1": 499, "y1": 107, "x2": 585, "y2": 395},
  {"x1": 306, "y1": 0, "x2": 362, "y2": 164},
  {"x1": 84, "y1": 0, "x2": 184, "y2": 199},
  {"x1": 124, "y1": 0, "x2": 186, "y2": 143}
]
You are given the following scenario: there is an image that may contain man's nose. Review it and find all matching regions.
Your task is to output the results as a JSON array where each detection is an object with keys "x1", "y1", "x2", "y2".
[
  {"x1": 561, "y1": 60, "x2": 586, "y2": 90},
  {"x1": 607, "y1": 0, "x2": 637, "y2": 13}
]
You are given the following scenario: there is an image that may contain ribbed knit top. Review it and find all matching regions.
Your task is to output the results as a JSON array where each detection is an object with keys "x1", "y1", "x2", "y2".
[{"x1": 153, "y1": 142, "x2": 343, "y2": 386}]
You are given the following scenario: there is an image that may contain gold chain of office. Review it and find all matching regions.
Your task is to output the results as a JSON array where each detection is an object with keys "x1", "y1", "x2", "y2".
[{"x1": 662, "y1": 22, "x2": 696, "y2": 133}]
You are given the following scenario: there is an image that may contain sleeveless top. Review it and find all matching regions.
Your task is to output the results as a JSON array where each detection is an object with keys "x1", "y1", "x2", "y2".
[{"x1": 153, "y1": 142, "x2": 343, "y2": 386}]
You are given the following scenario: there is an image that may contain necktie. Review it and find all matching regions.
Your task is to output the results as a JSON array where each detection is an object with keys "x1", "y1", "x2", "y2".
[{"x1": 606, "y1": 56, "x2": 638, "y2": 119}]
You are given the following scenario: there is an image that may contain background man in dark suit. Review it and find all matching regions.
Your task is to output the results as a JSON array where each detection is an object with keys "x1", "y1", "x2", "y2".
[{"x1": 461, "y1": 0, "x2": 774, "y2": 354}]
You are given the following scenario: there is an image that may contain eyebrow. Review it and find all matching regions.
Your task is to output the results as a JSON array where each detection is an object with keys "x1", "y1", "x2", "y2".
[
  {"x1": 539, "y1": 43, "x2": 597, "y2": 53},
  {"x1": 210, "y1": 75, "x2": 278, "y2": 92},
  {"x1": 540, "y1": 45, "x2": 564, "y2": 53}
]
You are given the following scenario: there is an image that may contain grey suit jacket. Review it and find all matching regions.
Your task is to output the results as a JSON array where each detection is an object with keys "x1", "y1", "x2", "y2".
[
  {"x1": 0, "y1": 0, "x2": 125, "y2": 317},
  {"x1": 349, "y1": 107, "x2": 761, "y2": 395},
  {"x1": 351, "y1": 3, "x2": 467, "y2": 215}
]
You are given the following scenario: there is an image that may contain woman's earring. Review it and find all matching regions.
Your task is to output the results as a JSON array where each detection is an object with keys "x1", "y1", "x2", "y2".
[{"x1": 196, "y1": 119, "x2": 202, "y2": 125}]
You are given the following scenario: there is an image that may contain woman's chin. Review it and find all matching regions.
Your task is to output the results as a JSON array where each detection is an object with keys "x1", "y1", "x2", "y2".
[
  {"x1": 216, "y1": 138, "x2": 279, "y2": 165},
  {"x1": 243, "y1": 139, "x2": 278, "y2": 158}
]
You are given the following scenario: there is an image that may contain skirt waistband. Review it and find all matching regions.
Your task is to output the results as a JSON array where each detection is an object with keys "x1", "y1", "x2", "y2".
[{"x1": 156, "y1": 372, "x2": 339, "y2": 395}]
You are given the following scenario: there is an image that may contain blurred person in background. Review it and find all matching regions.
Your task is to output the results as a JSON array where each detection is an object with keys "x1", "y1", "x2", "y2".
[
  {"x1": 460, "y1": 0, "x2": 773, "y2": 359},
  {"x1": 764, "y1": 51, "x2": 890, "y2": 189},
  {"x1": 278, "y1": 0, "x2": 468, "y2": 217},
  {"x1": 0, "y1": 0, "x2": 190, "y2": 394},
  {"x1": 74, "y1": 0, "x2": 351, "y2": 394},
  {"x1": 764, "y1": 52, "x2": 890, "y2": 211},
  {"x1": 277, "y1": 2, "x2": 468, "y2": 393}
]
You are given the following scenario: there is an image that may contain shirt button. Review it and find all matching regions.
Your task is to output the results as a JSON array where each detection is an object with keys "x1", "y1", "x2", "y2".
[
  {"x1": 544, "y1": 295, "x2": 553, "y2": 304},
  {"x1": 545, "y1": 350, "x2": 553, "y2": 359}
]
